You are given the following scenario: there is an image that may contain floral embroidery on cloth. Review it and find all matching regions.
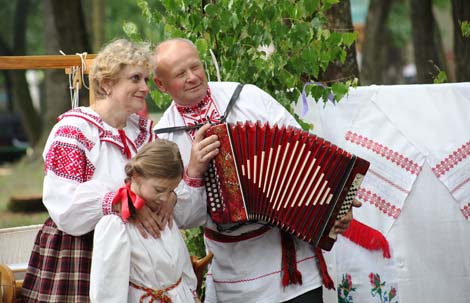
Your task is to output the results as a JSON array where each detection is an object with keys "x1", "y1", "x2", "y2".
[{"x1": 337, "y1": 272, "x2": 398, "y2": 303}]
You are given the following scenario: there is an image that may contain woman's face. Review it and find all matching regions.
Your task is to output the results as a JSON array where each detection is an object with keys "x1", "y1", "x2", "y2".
[
  {"x1": 131, "y1": 175, "x2": 181, "y2": 211},
  {"x1": 108, "y1": 65, "x2": 150, "y2": 114}
]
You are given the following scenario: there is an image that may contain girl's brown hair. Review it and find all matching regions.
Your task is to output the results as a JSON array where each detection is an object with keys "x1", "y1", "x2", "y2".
[{"x1": 125, "y1": 139, "x2": 183, "y2": 180}]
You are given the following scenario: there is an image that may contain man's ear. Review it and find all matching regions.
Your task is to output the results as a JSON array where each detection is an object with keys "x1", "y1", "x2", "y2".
[{"x1": 153, "y1": 75, "x2": 167, "y2": 93}]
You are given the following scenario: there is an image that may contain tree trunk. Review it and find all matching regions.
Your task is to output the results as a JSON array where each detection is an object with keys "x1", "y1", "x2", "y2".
[
  {"x1": 11, "y1": 0, "x2": 43, "y2": 146},
  {"x1": 320, "y1": 0, "x2": 360, "y2": 83},
  {"x1": 92, "y1": 0, "x2": 105, "y2": 52},
  {"x1": 360, "y1": 0, "x2": 393, "y2": 85},
  {"x1": 410, "y1": 0, "x2": 446, "y2": 83},
  {"x1": 451, "y1": 0, "x2": 470, "y2": 81},
  {"x1": 36, "y1": 0, "x2": 90, "y2": 152}
]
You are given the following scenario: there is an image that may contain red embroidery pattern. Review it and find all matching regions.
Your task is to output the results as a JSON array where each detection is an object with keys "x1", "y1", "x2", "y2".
[
  {"x1": 461, "y1": 204, "x2": 470, "y2": 219},
  {"x1": 54, "y1": 126, "x2": 95, "y2": 151},
  {"x1": 176, "y1": 88, "x2": 221, "y2": 138},
  {"x1": 432, "y1": 140, "x2": 470, "y2": 178},
  {"x1": 356, "y1": 187, "x2": 401, "y2": 219},
  {"x1": 101, "y1": 129, "x2": 121, "y2": 142},
  {"x1": 345, "y1": 131, "x2": 421, "y2": 175},
  {"x1": 60, "y1": 108, "x2": 153, "y2": 152},
  {"x1": 59, "y1": 107, "x2": 102, "y2": 125},
  {"x1": 103, "y1": 191, "x2": 116, "y2": 215},
  {"x1": 135, "y1": 117, "x2": 153, "y2": 148},
  {"x1": 183, "y1": 168, "x2": 204, "y2": 188},
  {"x1": 45, "y1": 142, "x2": 95, "y2": 183}
]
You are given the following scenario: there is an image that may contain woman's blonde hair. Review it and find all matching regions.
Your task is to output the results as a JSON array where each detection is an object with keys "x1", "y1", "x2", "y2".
[
  {"x1": 125, "y1": 139, "x2": 183, "y2": 180},
  {"x1": 89, "y1": 38, "x2": 153, "y2": 98}
]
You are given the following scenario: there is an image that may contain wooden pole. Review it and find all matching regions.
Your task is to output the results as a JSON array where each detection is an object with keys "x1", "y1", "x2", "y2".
[
  {"x1": 0, "y1": 55, "x2": 95, "y2": 71},
  {"x1": 0, "y1": 54, "x2": 96, "y2": 105}
]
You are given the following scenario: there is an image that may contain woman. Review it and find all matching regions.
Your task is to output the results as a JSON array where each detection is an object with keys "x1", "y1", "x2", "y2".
[
  {"x1": 20, "y1": 39, "x2": 170, "y2": 302},
  {"x1": 90, "y1": 139, "x2": 199, "y2": 303}
]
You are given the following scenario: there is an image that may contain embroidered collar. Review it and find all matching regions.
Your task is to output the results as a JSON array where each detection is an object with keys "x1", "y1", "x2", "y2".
[
  {"x1": 173, "y1": 87, "x2": 222, "y2": 139},
  {"x1": 58, "y1": 107, "x2": 154, "y2": 154},
  {"x1": 175, "y1": 87, "x2": 212, "y2": 115}
]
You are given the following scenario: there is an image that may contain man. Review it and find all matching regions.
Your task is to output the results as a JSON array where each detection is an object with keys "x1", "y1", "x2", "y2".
[{"x1": 153, "y1": 38, "x2": 360, "y2": 303}]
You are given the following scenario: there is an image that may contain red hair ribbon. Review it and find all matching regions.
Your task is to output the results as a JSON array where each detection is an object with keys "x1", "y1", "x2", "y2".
[{"x1": 112, "y1": 182, "x2": 146, "y2": 221}]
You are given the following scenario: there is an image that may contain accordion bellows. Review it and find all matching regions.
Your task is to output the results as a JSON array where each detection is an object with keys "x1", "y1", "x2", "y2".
[{"x1": 205, "y1": 121, "x2": 370, "y2": 250}]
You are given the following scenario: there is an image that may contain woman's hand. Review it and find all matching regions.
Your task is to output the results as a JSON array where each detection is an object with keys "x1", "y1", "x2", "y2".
[
  {"x1": 130, "y1": 191, "x2": 178, "y2": 238},
  {"x1": 131, "y1": 205, "x2": 162, "y2": 238}
]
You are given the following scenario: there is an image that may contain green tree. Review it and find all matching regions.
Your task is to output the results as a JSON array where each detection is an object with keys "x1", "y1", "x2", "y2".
[
  {"x1": 0, "y1": 0, "x2": 42, "y2": 146},
  {"x1": 130, "y1": 0, "x2": 358, "y2": 120},
  {"x1": 452, "y1": 0, "x2": 470, "y2": 81}
]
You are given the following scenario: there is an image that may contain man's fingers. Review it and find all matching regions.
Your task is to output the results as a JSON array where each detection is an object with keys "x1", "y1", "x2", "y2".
[
  {"x1": 194, "y1": 123, "x2": 211, "y2": 142},
  {"x1": 352, "y1": 199, "x2": 362, "y2": 208}
]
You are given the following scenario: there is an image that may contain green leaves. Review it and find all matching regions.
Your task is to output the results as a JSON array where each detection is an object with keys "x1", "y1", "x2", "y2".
[
  {"x1": 433, "y1": 70, "x2": 448, "y2": 84},
  {"x1": 137, "y1": 0, "x2": 356, "y2": 129},
  {"x1": 122, "y1": 22, "x2": 140, "y2": 41},
  {"x1": 460, "y1": 20, "x2": 470, "y2": 37}
]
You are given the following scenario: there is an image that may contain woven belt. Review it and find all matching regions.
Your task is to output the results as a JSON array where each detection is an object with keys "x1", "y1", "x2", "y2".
[
  {"x1": 203, "y1": 225, "x2": 271, "y2": 243},
  {"x1": 129, "y1": 277, "x2": 182, "y2": 303}
]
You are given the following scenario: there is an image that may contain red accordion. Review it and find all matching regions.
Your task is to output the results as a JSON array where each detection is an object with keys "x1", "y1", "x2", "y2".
[{"x1": 205, "y1": 121, "x2": 370, "y2": 250}]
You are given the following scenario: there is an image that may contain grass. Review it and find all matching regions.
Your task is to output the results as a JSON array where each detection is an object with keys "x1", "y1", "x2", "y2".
[{"x1": 0, "y1": 155, "x2": 48, "y2": 228}]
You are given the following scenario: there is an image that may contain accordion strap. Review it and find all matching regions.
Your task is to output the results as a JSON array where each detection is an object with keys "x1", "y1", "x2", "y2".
[
  {"x1": 154, "y1": 83, "x2": 245, "y2": 134},
  {"x1": 219, "y1": 83, "x2": 244, "y2": 123}
]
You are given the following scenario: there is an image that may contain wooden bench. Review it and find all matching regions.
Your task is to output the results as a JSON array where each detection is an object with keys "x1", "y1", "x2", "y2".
[{"x1": 0, "y1": 224, "x2": 41, "y2": 302}]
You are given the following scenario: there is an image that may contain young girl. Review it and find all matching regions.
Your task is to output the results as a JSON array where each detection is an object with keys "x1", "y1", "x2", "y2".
[{"x1": 89, "y1": 139, "x2": 199, "y2": 303}]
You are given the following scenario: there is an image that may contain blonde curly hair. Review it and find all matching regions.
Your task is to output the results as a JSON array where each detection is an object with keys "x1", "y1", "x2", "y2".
[{"x1": 89, "y1": 39, "x2": 153, "y2": 98}]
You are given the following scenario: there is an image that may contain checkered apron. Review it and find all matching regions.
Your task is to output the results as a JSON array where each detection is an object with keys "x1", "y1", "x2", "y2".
[{"x1": 20, "y1": 218, "x2": 94, "y2": 303}]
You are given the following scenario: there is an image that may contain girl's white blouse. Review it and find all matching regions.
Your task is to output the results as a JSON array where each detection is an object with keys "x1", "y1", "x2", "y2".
[{"x1": 90, "y1": 215, "x2": 198, "y2": 303}]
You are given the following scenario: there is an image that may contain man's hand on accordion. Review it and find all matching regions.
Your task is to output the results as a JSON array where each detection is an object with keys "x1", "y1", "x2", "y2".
[
  {"x1": 187, "y1": 124, "x2": 220, "y2": 178},
  {"x1": 333, "y1": 199, "x2": 362, "y2": 235}
]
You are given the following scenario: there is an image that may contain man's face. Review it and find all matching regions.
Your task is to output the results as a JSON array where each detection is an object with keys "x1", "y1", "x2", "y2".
[{"x1": 154, "y1": 41, "x2": 208, "y2": 106}]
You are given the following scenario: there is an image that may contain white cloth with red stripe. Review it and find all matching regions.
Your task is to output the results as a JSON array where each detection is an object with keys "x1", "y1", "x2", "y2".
[{"x1": 298, "y1": 82, "x2": 470, "y2": 303}]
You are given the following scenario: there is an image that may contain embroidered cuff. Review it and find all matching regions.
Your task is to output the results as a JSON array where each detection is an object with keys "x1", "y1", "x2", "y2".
[
  {"x1": 184, "y1": 168, "x2": 205, "y2": 188},
  {"x1": 103, "y1": 191, "x2": 117, "y2": 215}
]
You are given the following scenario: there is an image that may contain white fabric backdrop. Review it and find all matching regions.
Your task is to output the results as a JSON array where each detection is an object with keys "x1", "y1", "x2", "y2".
[{"x1": 296, "y1": 83, "x2": 470, "y2": 303}]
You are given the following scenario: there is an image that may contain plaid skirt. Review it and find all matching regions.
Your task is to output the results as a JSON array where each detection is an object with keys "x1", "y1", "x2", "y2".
[{"x1": 19, "y1": 218, "x2": 94, "y2": 303}]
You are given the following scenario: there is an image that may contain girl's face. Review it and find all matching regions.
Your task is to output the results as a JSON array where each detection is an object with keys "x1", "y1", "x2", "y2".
[{"x1": 131, "y1": 175, "x2": 181, "y2": 211}]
